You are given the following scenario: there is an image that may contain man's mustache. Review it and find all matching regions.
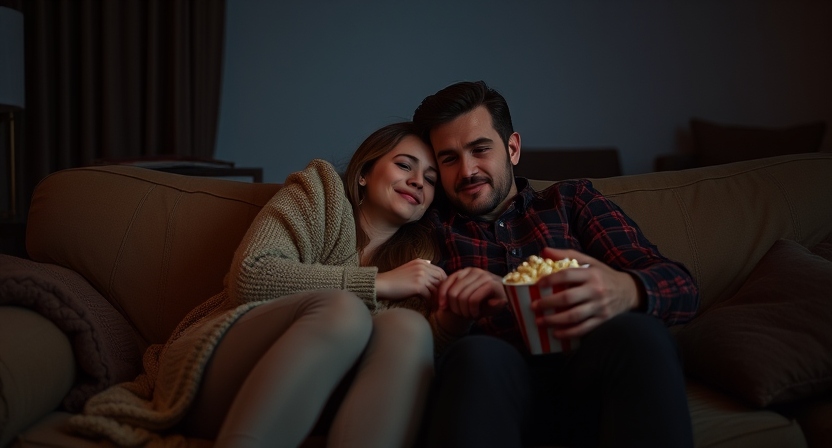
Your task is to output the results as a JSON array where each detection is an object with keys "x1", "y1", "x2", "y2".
[{"x1": 455, "y1": 176, "x2": 491, "y2": 193}]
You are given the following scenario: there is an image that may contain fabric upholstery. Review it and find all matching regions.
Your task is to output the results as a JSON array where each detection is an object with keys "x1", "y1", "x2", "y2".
[
  {"x1": 13, "y1": 412, "x2": 213, "y2": 448},
  {"x1": 676, "y1": 239, "x2": 832, "y2": 407},
  {"x1": 581, "y1": 153, "x2": 832, "y2": 311},
  {"x1": 5, "y1": 153, "x2": 831, "y2": 447},
  {"x1": 25, "y1": 166, "x2": 281, "y2": 346},
  {"x1": 686, "y1": 381, "x2": 807, "y2": 448}
]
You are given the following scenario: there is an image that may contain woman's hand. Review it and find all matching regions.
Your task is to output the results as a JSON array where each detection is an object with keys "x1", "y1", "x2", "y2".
[{"x1": 376, "y1": 259, "x2": 448, "y2": 302}]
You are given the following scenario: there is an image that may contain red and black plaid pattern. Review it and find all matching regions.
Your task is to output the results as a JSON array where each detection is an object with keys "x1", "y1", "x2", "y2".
[{"x1": 424, "y1": 178, "x2": 700, "y2": 352}]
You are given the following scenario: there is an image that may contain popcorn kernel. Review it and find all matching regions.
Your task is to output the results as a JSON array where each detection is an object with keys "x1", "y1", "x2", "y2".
[{"x1": 503, "y1": 255, "x2": 580, "y2": 284}]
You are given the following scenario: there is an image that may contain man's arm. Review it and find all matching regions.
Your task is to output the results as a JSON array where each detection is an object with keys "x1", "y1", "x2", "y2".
[
  {"x1": 567, "y1": 180, "x2": 699, "y2": 324},
  {"x1": 532, "y1": 247, "x2": 646, "y2": 338},
  {"x1": 531, "y1": 181, "x2": 699, "y2": 338}
]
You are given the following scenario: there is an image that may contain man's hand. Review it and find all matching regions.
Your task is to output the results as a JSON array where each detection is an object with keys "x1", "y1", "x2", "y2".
[
  {"x1": 432, "y1": 307, "x2": 474, "y2": 336},
  {"x1": 532, "y1": 247, "x2": 642, "y2": 339},
  {"x1": 376, "y1": 259, "x2": 447, "y2": 301},
  {"x1": 436, "y1": 267, "x2": 508, "y2": 320}
]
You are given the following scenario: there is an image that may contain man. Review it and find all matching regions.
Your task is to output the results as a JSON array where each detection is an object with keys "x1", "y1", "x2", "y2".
[{"x1": 414, "y1": 81, "x2": 699, "y2": 448}]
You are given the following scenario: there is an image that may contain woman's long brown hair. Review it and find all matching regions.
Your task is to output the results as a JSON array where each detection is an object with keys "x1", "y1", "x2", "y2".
[{"x1": 343, "y1": 122, "x2": 440, "y2": 272}]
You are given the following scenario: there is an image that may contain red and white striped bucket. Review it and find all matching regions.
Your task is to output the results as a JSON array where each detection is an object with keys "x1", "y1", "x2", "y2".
[{"x1": 503, "y1": 281, "x2": 579, "y2": 355}]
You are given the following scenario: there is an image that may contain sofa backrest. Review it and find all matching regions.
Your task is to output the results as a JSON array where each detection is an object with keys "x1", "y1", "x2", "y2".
[
  {"x1": 26, "y1": 166, "x2": 281, "y2": 347},
  {"x1": 530, "y1": 152, "x2": 832, "y2": 312},
  {"x1": 26, "y1": 153, "x2": 832, "y2": 346}
]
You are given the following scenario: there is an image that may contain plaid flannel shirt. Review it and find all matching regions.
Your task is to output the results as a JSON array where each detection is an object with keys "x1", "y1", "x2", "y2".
[{"x1": 424, "y1": 177, "x2": 700, "y2": 352}]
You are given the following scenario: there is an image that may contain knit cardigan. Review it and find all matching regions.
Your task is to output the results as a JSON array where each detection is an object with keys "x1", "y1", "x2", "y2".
[{"x1": 67, "y1": 159, "x2": 384, "y2": 446}]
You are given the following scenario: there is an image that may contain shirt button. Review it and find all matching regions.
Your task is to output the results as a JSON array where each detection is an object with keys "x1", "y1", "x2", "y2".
[
  {"x1": 510, "y1": 248, "x2": 519, "y2": 256},
  {"x1": 498, "y1": 221, "x2": 505, "y2": 228}
]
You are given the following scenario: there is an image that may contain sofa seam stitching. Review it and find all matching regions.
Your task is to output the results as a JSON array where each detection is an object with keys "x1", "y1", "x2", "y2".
[
  {"x1": 46, "y1": 166, "x2": 276, "y2": 207},
  {"x1": 157, "y1": 191, "x2": 184, "y2": 339},
  {"x1": 672, "y1": 188, "x2": 702, "y2": 287},
  {"x1": 109, "y1": 185, "x2": 155, "y2": 300}
]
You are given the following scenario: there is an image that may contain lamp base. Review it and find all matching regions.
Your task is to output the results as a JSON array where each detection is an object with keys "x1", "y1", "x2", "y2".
[{"x1": 1, "y1": 110, "x2": 17, "y2": 220}]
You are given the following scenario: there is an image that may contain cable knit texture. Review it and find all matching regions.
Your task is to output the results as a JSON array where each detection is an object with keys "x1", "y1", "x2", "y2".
[{"x1": 67, "y1": 159, "x2": 380, "y2": 446}]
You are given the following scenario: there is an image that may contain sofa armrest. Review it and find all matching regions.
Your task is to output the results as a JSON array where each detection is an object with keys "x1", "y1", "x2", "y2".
[
  {"x1": 0, "y1": 255, "x2": 144, "y2": 413},
  {"x1": 0, "y1": 307, "x2": 75, "y2": 447}
]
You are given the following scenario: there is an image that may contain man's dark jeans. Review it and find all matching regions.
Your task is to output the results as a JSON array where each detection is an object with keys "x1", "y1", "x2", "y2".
[{"x1": 422, "y1": 313, "x2": 693, "y2": 448}]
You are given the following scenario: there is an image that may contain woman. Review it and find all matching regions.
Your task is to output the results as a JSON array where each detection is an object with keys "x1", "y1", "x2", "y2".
[{"x1": 69, "y1": 122, "x2": 447, "y2": 448}]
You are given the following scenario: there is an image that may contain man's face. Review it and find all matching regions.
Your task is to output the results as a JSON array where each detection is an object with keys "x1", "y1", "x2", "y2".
[{"x1": 430, "y1": 106, "x2": 521, "y2": 221}]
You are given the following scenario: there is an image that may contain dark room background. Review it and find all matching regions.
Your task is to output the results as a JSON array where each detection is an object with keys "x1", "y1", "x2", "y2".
[{"x1": 214, "y1": 0, "x2": 832, "y2": 183}]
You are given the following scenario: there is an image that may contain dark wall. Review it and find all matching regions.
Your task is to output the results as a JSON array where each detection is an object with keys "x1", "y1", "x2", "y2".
[{"x1": 215, "y1": 1, "x2": 832, "y2": 183}]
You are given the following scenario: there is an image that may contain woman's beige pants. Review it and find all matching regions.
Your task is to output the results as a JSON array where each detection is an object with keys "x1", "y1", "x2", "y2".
[{"x1": 180, "y1": 290, "x2": 433, "y2": 448}]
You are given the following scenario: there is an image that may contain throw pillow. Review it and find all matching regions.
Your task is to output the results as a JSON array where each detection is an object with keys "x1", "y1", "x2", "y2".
[
  {"x1": 690, "y1": 118, "x2": 826, "y2": 167},
  {"x1": 676, "y1": 239, "x2": 832, "y2": 408}
]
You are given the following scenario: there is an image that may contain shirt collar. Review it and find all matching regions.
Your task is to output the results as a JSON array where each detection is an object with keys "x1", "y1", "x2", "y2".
[{"x1": 514, "y1": 176, "x2": 535, "y2": 215}]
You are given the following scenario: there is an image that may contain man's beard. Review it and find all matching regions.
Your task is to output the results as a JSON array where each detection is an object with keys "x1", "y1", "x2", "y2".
[{"x1": 451, "y1": 169, "x2": 512, "y2": 217}]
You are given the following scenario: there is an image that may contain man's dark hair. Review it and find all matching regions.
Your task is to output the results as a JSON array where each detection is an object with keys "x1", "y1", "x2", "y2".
[{"x1": 412, "y1": 80, "x2": 514, "y2": 148}]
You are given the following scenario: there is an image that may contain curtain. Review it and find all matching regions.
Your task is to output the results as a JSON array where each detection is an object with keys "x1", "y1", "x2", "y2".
[{"x1": 18, "y1": 0, "x2": 225, "y2": 217}]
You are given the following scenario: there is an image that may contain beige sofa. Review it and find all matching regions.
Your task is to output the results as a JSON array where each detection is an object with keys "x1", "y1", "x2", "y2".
[{"x1": 2, "y1": 153, "x2": 831, "y2": 447}]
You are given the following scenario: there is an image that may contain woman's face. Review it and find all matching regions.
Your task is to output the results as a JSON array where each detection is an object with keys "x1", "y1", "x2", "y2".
[{"x1": 361, "y1": 135, "x2": 438, "y2": 227}]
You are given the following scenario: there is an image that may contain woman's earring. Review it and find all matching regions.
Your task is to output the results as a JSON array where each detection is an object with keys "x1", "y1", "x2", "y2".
[{"x1": 358, "y1": 177, "x2": 366, "y2": 186}]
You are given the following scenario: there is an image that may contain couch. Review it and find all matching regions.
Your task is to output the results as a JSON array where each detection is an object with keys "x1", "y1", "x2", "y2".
[{"x1": 2, "y1": 152, "x2": 831, "y2": 448}]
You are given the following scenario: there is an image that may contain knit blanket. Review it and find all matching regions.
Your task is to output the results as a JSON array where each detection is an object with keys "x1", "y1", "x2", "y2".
[
  {"x1": 0, "y1": 255, "x2": 263, "y2": 446},
  {"x1": 66, "y1": 289, "x2": 263, "y2": 446},
  {"x1": 0, "y1": 254, "x2": 142, "y2": 411}
]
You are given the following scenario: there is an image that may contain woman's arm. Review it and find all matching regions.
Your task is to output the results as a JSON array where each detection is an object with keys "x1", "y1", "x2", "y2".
[{"x1": 227, "y1": 159, "x2": 380, "y2": 311}]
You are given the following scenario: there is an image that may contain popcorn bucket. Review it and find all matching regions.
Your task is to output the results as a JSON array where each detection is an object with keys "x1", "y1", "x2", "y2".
[{"x1": 502, "y1": 281, "x2": 579, "y2": 355}]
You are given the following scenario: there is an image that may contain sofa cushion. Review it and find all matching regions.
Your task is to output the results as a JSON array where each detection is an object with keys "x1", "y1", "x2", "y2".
[
  {"x1": 13, "y1": 412, "x2": 214, "y2": 448},
  {"x1": 685, "y1": 381, "x2": 807, "y2": 448},
  {"x1": 26, "y1": 166, "x2": 281, "y2": 346},
  {"x1": 676, "y1": 239, "x2": 832, "y2": 408}
]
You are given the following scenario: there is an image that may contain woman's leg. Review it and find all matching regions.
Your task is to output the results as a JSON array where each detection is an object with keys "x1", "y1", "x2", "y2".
[
  {"x1": 179, "y1": 289, "x2": 372, "y2": 448},
  {"x1": 326, "y1": 308, "x2": 434, "y2": 448}
]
